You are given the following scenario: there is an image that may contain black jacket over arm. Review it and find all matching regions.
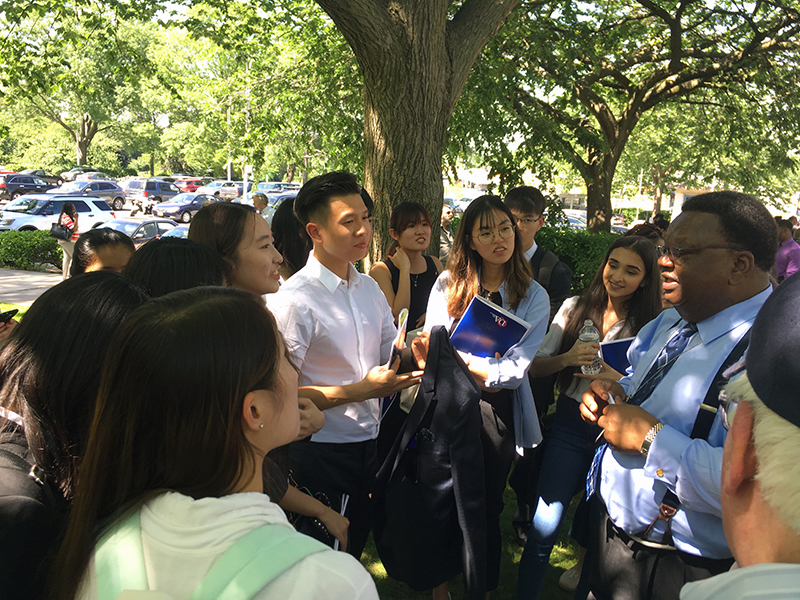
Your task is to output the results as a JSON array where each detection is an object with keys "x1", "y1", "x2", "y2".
[{"x1": 372, "y1": 326, "x2": 486, "y2": 599}]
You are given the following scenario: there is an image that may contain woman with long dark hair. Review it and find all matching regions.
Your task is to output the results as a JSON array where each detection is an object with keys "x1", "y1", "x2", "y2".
[
  {"x1": 517, "y1": 236, "x2": 662, "y2": 599},
  {"x1": 0, "y1": 272, "x2": 147, "y2": 600},
  {"x1": 57, "y1": 202, "x2": 79, "y2": 280},
  {"x1": 369, "y1": 201, "x2": 443, "y2": 329},
  {"x1": 189, "y1": 202, "x2": 346, "y2": 548},
  {"x1": 272, "y1": 198, "x2": 312, "y2": 280},
  {"x1": 424, "y1": 195, "x2": 550, "y2": 598},
  {"x1": 49, "y1": 288, "x2": 378, "y2": 600},
  {"x1": 189, "y1": 202, "x2": 283, "y2": 298}
]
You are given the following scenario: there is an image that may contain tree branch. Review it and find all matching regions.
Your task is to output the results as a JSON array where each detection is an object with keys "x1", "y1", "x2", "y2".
[{"x1": 448, "y1": 0, "x2": 520, "y2": 104}]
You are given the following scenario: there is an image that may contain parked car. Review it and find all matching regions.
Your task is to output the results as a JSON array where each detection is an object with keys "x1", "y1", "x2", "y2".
[
  {"x1": 174, "y1": 178, "x2": 209, "y2": 193},
  {"x1": 128, "y1": 179, "x2": 182, "y2": 215},
  {"x1": 0, "y1": 174, "x2": 58, "y2": 203},
  {"x1": 162, "y1": 224, "x2": 189, "y2": 239},
  {"x1": 153, "y1": 193, "x2": 223, "y2": 223},
  {"x1": 195, "y1": 180, "x2": 234, "y2": 196},
  {"x1": 266, "y1": 190, "x2": 298, "y2": 209},
  {"x1": 218, "y1": 181, "x2": 251, "y2": 201},
  {"x1": 48, "y1": 180, "x2": 127, "y2": 211},
  {"x1": 19, "y1": 169, "x2": 63, "y2": 185},
  {"x1": 99, "y1": 218, "x2": 178, "y2": 248},
  {"x1": 0, "y1": 195, "x2": 115, "y2": 231},
  {"x1": 60, "y1": 167, "x2": 98, "y2": 181},
  {"x1": 252, "y1": 181, "x2": 300, "y2": 195},
  {"x1": 75, "y1": 171, "x2": 115, "y2": 181}
]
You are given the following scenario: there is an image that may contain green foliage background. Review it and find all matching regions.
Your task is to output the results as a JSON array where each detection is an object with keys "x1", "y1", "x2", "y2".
[
  {"x1": 536, "y1": 228, "x2": 620, "y2": 293},
  {"x1": 0, "y1": 231, "x2": 63, "y2": 271}
]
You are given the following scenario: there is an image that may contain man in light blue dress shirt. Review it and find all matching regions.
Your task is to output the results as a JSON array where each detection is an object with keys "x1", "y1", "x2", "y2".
[
  {"x1": 682, "y1": 271, "x2": 800, "y2": 599},
  {"x1": 580, "y1": 191, "x2": 778, "y2": 600}
]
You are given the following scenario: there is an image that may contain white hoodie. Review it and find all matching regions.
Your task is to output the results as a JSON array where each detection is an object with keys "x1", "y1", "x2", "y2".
[{"x1": 78, "y1": 491, "x2": 378, "y2": 600}]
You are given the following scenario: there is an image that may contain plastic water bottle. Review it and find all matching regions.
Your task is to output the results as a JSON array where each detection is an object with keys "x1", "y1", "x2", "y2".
[{"x1": 579, "y1": 319, "x2": 602, "y2": 375}]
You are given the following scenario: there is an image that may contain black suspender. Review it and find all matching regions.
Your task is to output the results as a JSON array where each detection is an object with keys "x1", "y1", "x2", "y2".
[{"x1": 643, "y1": 330, "x2": 751, "y2": 545}]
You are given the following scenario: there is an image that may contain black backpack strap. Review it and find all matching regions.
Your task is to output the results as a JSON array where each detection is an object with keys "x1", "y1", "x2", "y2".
[
  {"x1": 536, "y1": 250, "x2": 559, "y2": 289},
  {"x1": 645, "y1": 329, "x2": 751, "y2": 545},
  {"x1": 0, "y1": 448, "x2": 57, "y2": 505}
]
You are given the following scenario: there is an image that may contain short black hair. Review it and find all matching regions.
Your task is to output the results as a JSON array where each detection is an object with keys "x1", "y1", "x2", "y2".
[
  {"x1": 70, "y1": 228, "x2": 136, "y2": 277},
  {"x1": 124, "y1": 237, "x2": 229, "y2": 297},
  {"x1": 293, "y1": 171, "x2": 361, "y2": 226},
  {"x1": 776, "y1": 218, "x2": 793, "y2": 232},
  {"x1": 682, "y1": 191, "x2": 778, "y2": 272},
  {"x1": 503, "y1": 186, "x2": 547, "y2": 217}
]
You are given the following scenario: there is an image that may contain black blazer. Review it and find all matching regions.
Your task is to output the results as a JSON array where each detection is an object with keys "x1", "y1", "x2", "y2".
[{"x1": 372, "y1": 326, "x2": 486, "y2": 598}]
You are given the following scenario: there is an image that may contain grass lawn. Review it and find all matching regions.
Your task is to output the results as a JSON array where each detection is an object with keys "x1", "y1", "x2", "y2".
[{"x1": 361, "y1": 485, "x2": 582, "y2": 599}]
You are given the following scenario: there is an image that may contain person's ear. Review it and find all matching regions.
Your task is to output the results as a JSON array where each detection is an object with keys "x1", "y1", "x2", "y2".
[
  {"x1": 729, "y1": 250, "x2": 755, "y2": 285},
  {"x1": 389, "y1": 228, "x2": 400, "y2": 241},
  {"x1": 723, "y1": 401, "x2": 757, "y2": 496},
  {"x1": 306, "y1": 221, "x2": 324, "y2": 245},
  {"x1": 241, "y1": 391, "x2": 263, "y2": 432}
]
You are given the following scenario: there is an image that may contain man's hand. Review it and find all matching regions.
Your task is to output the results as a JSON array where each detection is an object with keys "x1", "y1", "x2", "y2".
[
  {"x1": 364, "y1": 357, "x2": 423, "y2": 397},
  {"x1": 580, "y1": 379, "x2": 625, "y2": 423},
  {"x1": 296, "y1": 396, "x2": 325, "y2": 440},
  {"x1": 597, "y1": 404, "x2": 660, "y2": 454}
]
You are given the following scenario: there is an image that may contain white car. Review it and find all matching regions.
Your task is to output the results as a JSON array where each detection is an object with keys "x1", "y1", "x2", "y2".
[{"x1": 0, "y1": 194, "x2": 116, "y2": 231}]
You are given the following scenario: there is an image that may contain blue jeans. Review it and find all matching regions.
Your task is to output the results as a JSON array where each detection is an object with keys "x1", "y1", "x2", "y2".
[{"x1": 517, "y1": 395, "x2": 600, "y2": 600}]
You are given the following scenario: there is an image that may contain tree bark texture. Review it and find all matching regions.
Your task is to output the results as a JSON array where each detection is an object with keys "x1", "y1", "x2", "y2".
[{"x1": 315, "y1": 0, "x2": 519, "y2": 262}]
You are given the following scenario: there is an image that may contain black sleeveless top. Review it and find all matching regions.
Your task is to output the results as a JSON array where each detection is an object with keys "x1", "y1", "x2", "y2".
[{"x1": 383, "y1": 254, "x2": 440, "y2": 328}]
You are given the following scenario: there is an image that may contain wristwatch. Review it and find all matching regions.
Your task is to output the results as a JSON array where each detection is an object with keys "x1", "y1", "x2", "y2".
[{"x1": 640, "y1": 422, "x2": 664, "y2": 459}]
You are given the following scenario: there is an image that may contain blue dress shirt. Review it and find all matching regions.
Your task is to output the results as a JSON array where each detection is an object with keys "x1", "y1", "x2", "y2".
[{"x1": 598, "y1": 287, "x2": 772, "y2": 559}]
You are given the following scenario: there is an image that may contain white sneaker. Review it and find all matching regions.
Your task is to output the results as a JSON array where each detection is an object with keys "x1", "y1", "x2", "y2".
[{"x1": 558, "y1": 564, "x2": 581, "y2": 592}]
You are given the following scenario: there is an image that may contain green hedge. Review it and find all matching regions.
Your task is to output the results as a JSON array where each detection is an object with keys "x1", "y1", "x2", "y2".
[
  {"x1": 0, "y1": 230, "x2": 63, "y2": 271},
  {"x1": 536, "y1": 227, "x2": 621, "y2": 293}
]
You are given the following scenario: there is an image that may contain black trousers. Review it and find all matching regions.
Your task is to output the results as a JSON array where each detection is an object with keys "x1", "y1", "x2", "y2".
[
  {"x1": 290, "y1": 438, "x2": 378, "y2": 560},
  {"x1": 480, "y1": 392, "x2": 517, "y2": 592},
  {"x1": 586, "y1": 496, "x2": 734, "y2": 600}
]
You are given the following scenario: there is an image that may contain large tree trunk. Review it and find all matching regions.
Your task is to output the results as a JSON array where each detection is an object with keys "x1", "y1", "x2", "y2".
[
  {"x1": 75, "y1": 114, "x2": 98, "y2": 166},
  {"x1": 651, "y1": 165, "x2": 665, "y2": 218},
  {"x1": 315, "y1": 0, "x2": 520, "y2": 263},
  {"x1": 585, "y1": 164, "x2": 613, "y2": 233}
]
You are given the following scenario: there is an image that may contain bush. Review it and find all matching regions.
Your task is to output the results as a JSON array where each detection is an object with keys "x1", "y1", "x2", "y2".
[
  {"x1": 536, "y1": 227, "x2": 621, "y2": 293},
  {"x1": 0, "y1": 230, "x2": 63, "y2": 271}
]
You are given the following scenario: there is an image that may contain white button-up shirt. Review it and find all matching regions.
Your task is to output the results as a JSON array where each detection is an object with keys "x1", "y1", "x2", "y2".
[{"x1": 267, "y1": 253, "x2": 397, "y2": 443}]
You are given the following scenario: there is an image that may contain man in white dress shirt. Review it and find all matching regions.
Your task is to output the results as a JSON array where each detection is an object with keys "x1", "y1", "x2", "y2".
[
  {"x1": 681, "y1": 271, "x2": 800, "y2": 600},
  {"x1": 267, "y1": 171, "x2": 422, "y2": 559}
]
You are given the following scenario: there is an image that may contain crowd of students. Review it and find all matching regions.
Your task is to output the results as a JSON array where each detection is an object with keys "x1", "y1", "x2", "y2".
[{"x1": 1, "y1": 174, "x2": 797, "y2": 600}]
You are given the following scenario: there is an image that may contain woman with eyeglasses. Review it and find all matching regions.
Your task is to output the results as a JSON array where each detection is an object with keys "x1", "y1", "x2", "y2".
[
  {"x1": 517, "y1": 236, "x2": 662, "y2": 600},
  {"x1": 423, "y1": 195, "x2": 550, "y2": 599}
]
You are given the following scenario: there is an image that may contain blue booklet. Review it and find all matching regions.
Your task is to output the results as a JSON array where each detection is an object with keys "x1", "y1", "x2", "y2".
[
  {"x1": 450, "y1": 295, "x2": 531, "y2": 358},
  {"x1": 600, "y1": 336, "x2": 634, "y2": 374}
]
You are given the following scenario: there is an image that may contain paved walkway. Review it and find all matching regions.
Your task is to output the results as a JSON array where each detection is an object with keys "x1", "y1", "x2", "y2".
[{"x1": 0, "y1": 268, "x2": 63, "y2": 306}]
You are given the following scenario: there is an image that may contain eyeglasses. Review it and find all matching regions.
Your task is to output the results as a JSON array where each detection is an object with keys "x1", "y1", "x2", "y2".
[
  {"x1": 473, "y1": 224, "x2": 515, "y2": 245},
  {"x1": 516, "y1": 216, "x2": 542, "y2": 225},
  {"x1": 719, "y1": 389, "x2": 738, "y2": 430},
  {"x1": 656, "y1": 245, "x2": 745, "y2": 261}
]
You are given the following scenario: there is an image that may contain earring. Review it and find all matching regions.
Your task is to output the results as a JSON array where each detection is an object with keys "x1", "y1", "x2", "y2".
[{"x1": 259, "y1": 423, "x2": 264, "y2": 429}]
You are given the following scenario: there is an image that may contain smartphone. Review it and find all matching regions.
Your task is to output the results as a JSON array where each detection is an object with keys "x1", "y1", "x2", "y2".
[{"x1": 0, "y1": 309, "x2": 18, "y2": 324}]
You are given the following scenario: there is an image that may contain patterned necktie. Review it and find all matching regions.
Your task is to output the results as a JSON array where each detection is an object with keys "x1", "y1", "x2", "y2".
[{"x1": 586, "y1": 322, "x2": 698, "y2": 497}]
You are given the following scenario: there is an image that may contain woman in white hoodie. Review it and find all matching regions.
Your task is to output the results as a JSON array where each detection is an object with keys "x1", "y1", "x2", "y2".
[{"x1": 49, "y1": 287, "x2": 377, "y2": 600}]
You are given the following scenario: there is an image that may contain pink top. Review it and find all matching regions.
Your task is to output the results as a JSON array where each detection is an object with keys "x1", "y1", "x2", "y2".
[{"x1": 776, "y1": 237, "x2": 800, "y2": 281}]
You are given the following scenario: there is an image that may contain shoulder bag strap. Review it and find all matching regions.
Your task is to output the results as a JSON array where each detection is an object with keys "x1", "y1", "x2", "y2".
[
  {"x1": 189, "y1": 524, "x2": 328, "y2": 600},
  {"x1": 95, "y1": 510, "x2": 148, "y2": 600}
]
